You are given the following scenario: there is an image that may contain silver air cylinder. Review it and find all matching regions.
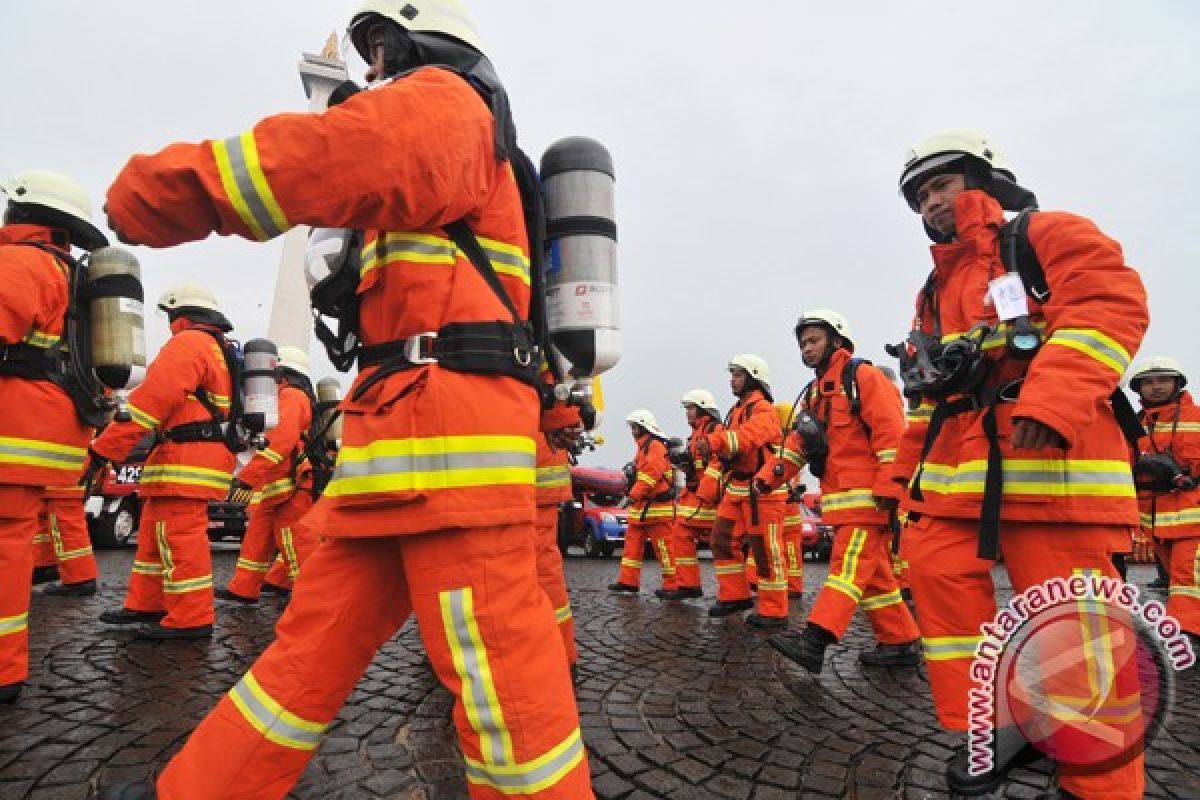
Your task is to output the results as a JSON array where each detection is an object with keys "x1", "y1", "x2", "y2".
[
  {"x1": 541, "y1": 137, "x2": 620, "y2": 379},
  {"x1": 242, "y1": 339, "x2": 279, "y2": 433},
  {"x1": 316, "y1": 377, "x2": 343, "y2": 444},
  {"x1": 87, "y1": 246, "x2": 146, "y2": 390}
]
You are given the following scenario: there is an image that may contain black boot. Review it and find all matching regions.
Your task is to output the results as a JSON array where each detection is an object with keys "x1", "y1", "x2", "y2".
[
  {"x1": 214, "y1": 587, "x2": 258, "y2": 605},
  {"x1": 707, "y1": 598, "x2": 754, "y2": 617},
  {"x1": 31, "y1": 565, "x2": 60, "y2": 586},
  {"x1": 768, "y1": 624, "x2": 835, "y2": 674},
  {"x1": 95, "y1": 782, "x2": 157, "y2": 799},
  {"x1": 607, "y1": 582, "x2": 639, "y2": 594},
  {"x1": 946, "y1": 725, "x2": 1044, "y2": 796},
  {"x1": 745, "y1": 612, "x2": 788, "y2": 631},
  {"x1": 858, "y1": 640, "x2": 920, "y2": 667},
  {"x1": 260, "y1": 582, "x2": 291, "y2": 597},
  {"x1": 136, "y1": 622, "x2": 213, "y2": 641},
  {"x1": 99, "y1": 608, "x2": 166, "y2": 625},
  {"x1": 0, "y1": 682, "x2": 21, "y2": 704},
  {"x1": 43, "y1": 579, "x2": 97, "y2": 597}
]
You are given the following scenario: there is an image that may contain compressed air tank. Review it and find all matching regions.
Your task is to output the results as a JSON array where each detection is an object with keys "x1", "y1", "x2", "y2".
[
  {"x1": 87, "y1": 246, "x2": 146, "y2": 390},
  {"x1": 316, "y1": 377, "x2": 343, "y2": 444},
  {"x1": 242, "y1": 339, "x2": 279, "y2": 433},
  {"x1": 541, "y1": 137, "x2": 620, "y2": 378}
]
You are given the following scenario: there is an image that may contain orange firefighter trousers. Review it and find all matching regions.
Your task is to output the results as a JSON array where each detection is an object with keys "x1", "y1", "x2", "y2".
[
  {"x1": 157, "y1": 525, "x2": 591, "y2": 800},
  {"x1": 905, "y1": 516, "x2": 1143, "y2": 799},
  {"x1": 0, "y1": 486, "x2": 40, "y2": 685},
  {"x1": 536, "y1": 505, "x2": 576, "y2": 665},
  {"x1": 672, "y1": 519, "x2": 708, "y2": 590},
  {"x1": 1159, "y1": 536, "x2": 1200, "y2": 635},
  {"x1": 124, "y1": 497, "x2": 215, "y2": 629},
  {"x1": 808, "y1": 525, "x2": 918, "y2": 643},
  {"x1": 617, "y1": 519, "x2": 677, "y2": 590},
  {"x1": 228, "y1": 492, "x2": 315, "y2": 599},
  {"x1": 712, "y1": 494, "x2": 787, "y2": 618},
  {"x1": 34, "y1": 495, "x2": 98, "y2": 584}
]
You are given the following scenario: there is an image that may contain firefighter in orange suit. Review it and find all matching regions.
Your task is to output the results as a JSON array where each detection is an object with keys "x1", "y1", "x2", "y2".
[
  {"x1": 765, "y1": 310, "x2": 920, "y2": 673},
  {"x1": 220, "y1": 346, "x2": 318, "y2": 602},
  {"x1": 38, "y1": 484, "x2": 99, "y2": 596},
  {"x1": 91, "y1": 283, "x2": 238, "y2": 640},
  {"x1": 695, "y1": 354, "x2": 789, "y2": 628},
  {"x1": 96, "y1": 2, "x2": 591, "y2": 798},
  {"x1": 661, "y1": 389, "x2": 723, "y2": 599},
  {"x1": 0, "y1": 170, "x2": 106, "y2": 704},
  {"x1": 1129, "y1": 357, "x2": 1200, "y2": 648},
  {"x1": 887, "y1": 130, "x2": 1147, "y2": 798},
  {"x1": 610, "y1": 410, "x2": 679, "y2": 595},
  {"x1": 781, "y1": 487, "x2": 805, "y2": 598}
]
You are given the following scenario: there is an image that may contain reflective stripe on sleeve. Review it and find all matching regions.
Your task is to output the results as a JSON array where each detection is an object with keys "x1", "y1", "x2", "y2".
[
  {"x1": 128, "y1": 404, "x2": 159, "y2": 430},
  {"x1": 1045, "y1": 328, "x2": 1132, "y2": 376},
  {"x1": 536, "y1": 465, "x2": 572, "y2": 490},
  {"x1": 212, "y1": 132, "x2": 289, "y2": 240}
]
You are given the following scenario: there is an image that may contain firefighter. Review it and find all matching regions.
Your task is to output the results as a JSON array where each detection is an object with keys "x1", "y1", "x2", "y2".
[
  {"x1": 91, "y1": 283, "x2": 238, "y2": 640},
  {"x1": 764, "y1": 310, "x2": 920, "y2": 673},
  {"x1": 609, "y1": 410, "x2": 680, "y2": 595},
  {"x1": 38, "y1": 485, "x2": 99, "y2": 596},
  {"x1": 0, "y1": 170, "x2": 106, "y2": 704},
  {"x1": 695, "y1": 355, "x2": 789, "y2": 628},
  {"x1": 1129, "y1": 357, "x2": 1200, "y2": 649},
  {"x1": 781, "y1": 484, "x2": 805, "y2": 599},
  {"x1": 660, "y1": 389, "x2": 723, "y2": 599},
  {"x1": 219, "y1": 346, "x2": 318, "y2": 603},
  {"x1": 889, "y1": 130, "x2": 1147, "y2": 797},
  {"x1": 97, "y1": 2, "x2": 591, "y2": 797}
]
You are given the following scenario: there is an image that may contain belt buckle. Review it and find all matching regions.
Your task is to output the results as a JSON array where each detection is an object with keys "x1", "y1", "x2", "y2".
[{"x1": 404, "y1": 332, "x2": 438, "y2": 365}]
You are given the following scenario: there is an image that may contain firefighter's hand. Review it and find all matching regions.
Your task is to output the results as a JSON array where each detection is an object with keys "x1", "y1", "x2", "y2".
[
  {"x1": 695, "y1": 436, "x2": 711, "y2": 460},
  {"x1": 103, "y1": 204, "x2": 137, "y2": 246},
  {"x1": 548, "y1": 423, "x2": 584, "y2": 451},
  {"x1": 1011, "y1": 417, "x2": 1066, "y2": 451},
  {"x1": 227, "y1": 479, "x2": 255, "y2": 505},
  {"x1": 1132, "y1": 535, "x2": 1155, "y2": 563}
]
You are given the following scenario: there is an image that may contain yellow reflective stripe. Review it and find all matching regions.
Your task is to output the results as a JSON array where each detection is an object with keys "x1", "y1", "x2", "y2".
[
  {"x1": 554, "y1": 604, "x2": 573, "y2": 624},
  {"x1": 535, "y1": 465, "x2": 571, "y2": 489},
  {"x1": 907, "y1": 403, "x2": 935, "y2": 423},
  {"x1": 360, "y1": 232, "x2": 458, "y2": 277},
  {"x1": 259, "y1": 477, "x2": 295, "y2": 500},
  {"x1": 132, "y1": 559, "x2": 163, "y2": 576},
  {"x1": 782, "y1": 447, "x2": 805, "y2": 467},
  {"x1": 825, "y1": 575, "x2": 863, "y2": 602},
  {"x1": 822, "y1": 489, "x2": 876, "y2": 512},
  {"x1": 476, "y1": 235, "x2": 531, "y2": 286},
  {"x1": 917, "y1": 458, "x2": 1134, "y2": 498},
  {"x1": 876, "y1": 449, "x2": 896, "y2": 464},
  {"x1": 825, "y1": 528, "x2": 867, "y2": 602},
  {"x1": 56, "y1": 545, "x2": 94, "y2": 562},
  {"x1": 704, "y1": 466, "x2": 722, "y2": 479},
  {"x1": 128, "y1": 404, "x2": 160, "y2": 430},
  {"x1": 1072, "y1": 567, "x2": 1115, "y2": 698},
  {"x1": 620, "y1": 558, "x2": 641, "y2": 569},
  {"x1": 1144, "y1": 508, "x2": 1200, "y2": 527},
  {"x1": 635, "y1": 471, "x2": 657, "y2": 486},
  {"x1": 440, "y1": 587, "x2": 515, "y2": 766},
  {"x1": 0, "y1": 612, "x2": 29, "y2": 636},
  {"x1": 140, "y1": 464, "x2": 233, "y2": 490},
  {"x1": 464, "y1": 727, "x2": 585, "y2": 795},
  {"x1": 327, "y1": 435, "x2": 536, "y2": 497},
  {"x1": 714, "y1": 563, "x2": 744, "y2": 575},
  {"x1": 641, "y1": 506, "x2": 676, "y2": 519},
  {"x1": 31, "y1": 533, "x2": 51, "y2": 544},
  {"x1": 676, "y1": 556, "x2": 700, "y2": 566},
  {"x1": 1046, "y1": 328, "x2": 1132, "y2": 375},
  {"x1": 260, "y1": 448, "x2": 284, "y2": 465},
  {"x1": 861, "y1": 589, "x2": 904, "y2": 610},
  {"x1": 726, "y1": 431, "x2": 739, "y2": 456},
  {"x1": 280, "y1": 527, "x2": 299, "y2": 578},
  {"x1": 229, "y1": 669, "x2": 328, "y2": 750},
  {"x1": 236, "y1": 558, "x2": 272, "y2": 573},
  {"x1": 164, "y1": 575, "x2": 214, "y2": 594},
  {"x1": 922, "y1": 635, "x2": 982, "y2": 661},
  {"x1": 1169, "y1": 585, "x2": 1200, "y2": 600},
  {"x1": 0, "y1": 435, "x2": 87, "y2": 471},
  {"x1": 22, "y1": 329, "x2": 59, "y2": 348},
  {"x1": 211, "y1": 132, "x2": 289, "y2": 240},
  {"x1": 1154, "y1": 422, "x2": 1200, "y2": 434}
]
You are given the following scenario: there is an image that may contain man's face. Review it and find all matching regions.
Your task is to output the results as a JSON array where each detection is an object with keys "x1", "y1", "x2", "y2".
[
  {"x1": 917, "y1": 172, "x2": 967, "y2": 237},
  {"x1": 628, "y1": 423, "x2": 640, "y2": 440},
  {"x1": 798, "y1": 325, "x2": 830, "y2": 369},
  {"x1": 729, "y1": 368, "x2": 748, "y2": 396},
  {"x1": 685, "y1": 405, "x2": 700, "y2": 427},
  {"x1": 1137, "y1": 375, "x2": 1180, "y2": 406},
  {"x1": 363, "y1": 22, "x2": 389, "y2": 83}
]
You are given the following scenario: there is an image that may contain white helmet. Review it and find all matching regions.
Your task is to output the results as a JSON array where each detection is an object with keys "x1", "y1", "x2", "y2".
[
  {"x1": 278, "y1": 346, "x2": 311, "y2": 380},
  {"x1": 1, "y1": 169, "x2": 106, "y2": 249},
  {"x1": 795, "y1": 309, "x2": 854, "y2": 353},
  {"x1": 1129, "y1": 356, "x2": 1187, "y2": 390},
  {"x1": 680, "y1": 388, "x2": 720, "y2": 418},
  {"x1": 157, "y1": 283, "x2": 232, "y2": 331},
  {"x1": 728, "y1": 354, "x2": 771, "y2": 394},
  {"x1": 898, "y1": 129, "x2": 1028, "y2": 212},
  {"x1": 626, "y1": 409, "x2": 667, "y2": 439},
  {"x1": 348, "y1": 0, "x2": 484, "y2": 61}
]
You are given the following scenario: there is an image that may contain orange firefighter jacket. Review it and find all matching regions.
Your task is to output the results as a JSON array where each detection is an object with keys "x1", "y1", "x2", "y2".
[
  {"x1": 707, "y1": 388, "x2": 785, "y2": 499},
  {"x1": 90, "y1": 323, "x2": 236, "y2": 500},
  {"x1": 0, "y1": 224, "x2": 93, "y2": 487},
  {"x1": 760, "y1": 347, "x2": 904, "y2": 526},
  {"x1": 628, "y1": 434, "x2": 674, "y2": 521},
  {"x1": 890, "y1": 190, "x2": 1147, "y2": 525},
  {"x1": 535, "y1": 400, "x2": 581, "y2": 508},
  {"x1": 106, "y1": 67, "x2": 537, "y2": 536},
  {"x1": 1136, "y1": 390, "x2": 1200, "y2": 539},
  {"x1": 677, "y1": 415, "x2": 723, "y2": 528},
  {"x1": 237, "y1": 383, "x2": 313, "y2": 506}
]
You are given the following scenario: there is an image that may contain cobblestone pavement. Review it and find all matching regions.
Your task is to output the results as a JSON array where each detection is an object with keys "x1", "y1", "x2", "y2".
[{"x1": 1, "y1": 550, "x2": 1197, "y2": 799}]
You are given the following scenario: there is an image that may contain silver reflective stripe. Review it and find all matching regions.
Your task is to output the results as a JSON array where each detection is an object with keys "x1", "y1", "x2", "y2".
[
  {"x1": 221, "y1": 135, "x2": 286, "y2": 239},
  {"x1": 0, "y1": 612, "x2": 28, "y2": 635},
  {"x1": 229, "y1": 672, "x2": 325, "y2": 750},
  {"x1": 1048, "y1": 329, "x2": 1131, "y2": 373},
  {"x1": 464, "y1": 730, "x2": 585, "y2": 792},
  {"x1": 334, "y1": 449, "x2": 535, "y2": 481},
  {"x1": 922, "y1": 638, "x2": 982, "y2": 660},
  {"x1": 0, "y1": 442, "x2": 83, "y2": 466},
  {"x1": 481, "y1": 244, "x2": 530, "y2": 278},
  {"x1": 444, "y1": 589, "x2": 510, "y2": 765},
  {"x1": 366, "y1": 235, "x2": 456, "y2": 263}
]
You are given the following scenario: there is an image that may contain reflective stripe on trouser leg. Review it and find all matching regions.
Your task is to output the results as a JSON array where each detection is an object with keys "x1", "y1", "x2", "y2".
[
  {"x1": 809, "y1": 526, "x2": 887, "y2": 640},
  {"x1": 1165, "y1": 536, "x2": 1200, "y2": 635},
  {"x1": 125, "y1": 499, "x2": 167, "y2": 614},
  {"x1": 153, "y1": 498, "x2": 215, "y2": 629},
  {"x1": 746, "y1": 499, "x2": 787, "y2": 618},
  {"x1": 616, "y1": 521, "x2": 648, "y2": 587},
  {"x1": 0, "y1": 486, "x2": 39, "y2": 684},
  {"x1": 535, "y1": 506, "x2": 576, "y2": 665},
  {"x1": 265, "y1": 491, "x2": 317, "y2": 590},
  {"x1": 671, "y1": 520, "x2": 702, "y2": 589},
  {"x1": 158, "y1": 537, "x2": 414, "y2": 799},
  {"x1": 48, "y1": 498, "x2": 97, "y2": 584},
  {"x1": 32, "y1": 511, "x2": 55, "y2": 568},
  {"x1": 229, "y1": 501, "x2": 278, "y2": 599},
  {"x1": 905, "y1": 516, "x2": 996, "y2": 730},
  {"x1": 856, "y1": 527, "x2": 920, "y2": 645},
  {"x1": 409, "y1": 526, "x2": 589, "y2": 797},
  {"x1": 711, "y1": 514, "x2": 750, "y2": 602},
  {"x1": 784, "y1": 527, "x2": 804, "y2": 593},
  {"x1": 652, "y1": 522, "x2": 678, "y2": 591}
]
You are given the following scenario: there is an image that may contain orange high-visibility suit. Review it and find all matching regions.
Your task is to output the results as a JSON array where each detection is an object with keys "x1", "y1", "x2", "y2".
[
  {"x1": 1136, "y1": 390, "x2": 1200, "y2": 635},
  {"x1": 708, "y1": 389, "x2": 788, "y2": 619},
  {"x1": 892, "y1": 191, "x2": 1147, "y2": 798},
  {"x1": 535, "y1": 401, "x2": 580, "y2": 665},
  {"x1": 227, "y1": 382, "x2": 316, "y2": 599},
  {"x1": 672, "y1": 415, "x2": 722, "y2": 590},
  {"x1": 106, "y1": 66, "x2": 590, "y2": 798},
  {"x1": 617, "y1": 434, "x2": 678, "y2": 590},
  {"x1": 90, "y1": 322, "x2": 237, "y2": 630},
  {"x1": 781, "y1": 496, "x2": 805, "y2": 596},
  {"x1": 762, "y1": 348, "x2": 918, "y2": 645},
  {"x1": 37, "y1": 485, "x2": 97, "y2": 585},
  {"x1": 0, "y1": 225, "x2": 93, "y2": 690}
]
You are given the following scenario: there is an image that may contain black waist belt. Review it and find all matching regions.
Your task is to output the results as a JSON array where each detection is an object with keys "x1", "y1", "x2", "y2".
[
  {"x1": 650, "y1": 490, "x2": 676, "y2": 503},
  {"x1": 354, "y1": 321, "x2": 539, "y2": 401},
  {"x1": 910, "y1": 380, "x2": 1022, "y2": 561},
  {"x1": 0, "y1": 344, "x2": 59, "y2": 381},
  {"x1": 164, "y1": 420, "x2": 225, "y2": 443},
  {"x1": 730, "y1": 470, "x2": 756, "y2": 481}
]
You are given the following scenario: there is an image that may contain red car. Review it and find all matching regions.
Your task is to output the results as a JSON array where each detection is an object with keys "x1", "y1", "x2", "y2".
[{"x1": 557, "y1": 466, "x2": 629, "y2": 557}]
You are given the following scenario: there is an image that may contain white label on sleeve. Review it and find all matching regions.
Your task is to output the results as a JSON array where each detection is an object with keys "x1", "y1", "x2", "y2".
[
  {"x1": 988, "y1": 273, "x2": 1029, "y2": 321},
  {"x1": 119, "y1": 298, "x2": 144, "y2": 316}
]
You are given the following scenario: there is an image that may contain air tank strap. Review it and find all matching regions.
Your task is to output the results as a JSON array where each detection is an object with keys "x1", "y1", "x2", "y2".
[
  {"x1": 0, "y1": 343, "x2": 60, "y2": 380},
  {"x1": 162, "y1": 420, "x2": 226, "y2": 444}
]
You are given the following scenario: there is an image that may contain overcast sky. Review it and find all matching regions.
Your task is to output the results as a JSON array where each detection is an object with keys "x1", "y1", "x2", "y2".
[{"x1": 3, "y1": 2, "x2": 1198, "y2": 463}]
